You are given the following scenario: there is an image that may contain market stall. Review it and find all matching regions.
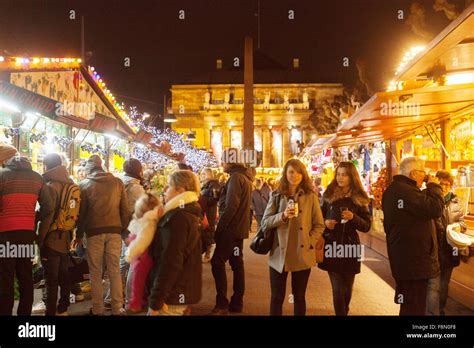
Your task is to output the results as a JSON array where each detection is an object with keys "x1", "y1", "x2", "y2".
[{"x1": 334, "y1": 3, "x2": 474, "y2": 309}]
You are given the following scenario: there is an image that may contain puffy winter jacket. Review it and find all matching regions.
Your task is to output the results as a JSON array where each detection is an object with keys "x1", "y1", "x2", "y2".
[
  {"x1": 148, "y1": 197, "x2": 202, "y2": 309},
  {"x1": 77, "y1": 171, "x2": 129, "y2": 239},
  {"x1": 318, "y1": 192, "x2": 371, "y2": 274},
  {"x1": 0, "y1": 157, "x2": 54, "y2": 242}
]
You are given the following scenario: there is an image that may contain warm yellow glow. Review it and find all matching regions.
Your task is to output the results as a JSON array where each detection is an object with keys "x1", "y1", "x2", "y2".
[
  {"x1": 0, "y1": 56, "x2": 4, "y2": 62},
  {"x1": 445, "y1": 72, "x2": 474, "y2": 86},
  {"x1": 33, "y1": 58, "x2": 40, "y2": 64}
]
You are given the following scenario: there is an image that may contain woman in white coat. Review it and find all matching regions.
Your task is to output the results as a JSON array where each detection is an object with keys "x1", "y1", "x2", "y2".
[{"x1": 261, "y1": 159, "x2": 325, "y2": 315}]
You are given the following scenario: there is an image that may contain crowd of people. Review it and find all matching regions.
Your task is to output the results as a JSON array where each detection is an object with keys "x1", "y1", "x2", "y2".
[{"x1": 0, "y1": 141, "x2": 467, "y2": 316}]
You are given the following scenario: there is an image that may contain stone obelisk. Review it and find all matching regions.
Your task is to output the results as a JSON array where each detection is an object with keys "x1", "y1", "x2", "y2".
[{"x1": 243, "y1": 36, "x2": 254, "y2": 152}]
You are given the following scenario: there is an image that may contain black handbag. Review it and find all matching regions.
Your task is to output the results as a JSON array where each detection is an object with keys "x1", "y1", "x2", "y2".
[{"x1": 250, "y1": 194, "x2": 281, "y2": 255}]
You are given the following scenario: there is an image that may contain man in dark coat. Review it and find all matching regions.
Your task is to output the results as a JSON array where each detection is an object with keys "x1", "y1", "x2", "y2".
[
  {"x1": 382, "y1": 157, "x2": 444, "y2": 316},
  {"x1": 211, "y1": 148, "x2": 253, "y2": 315}
]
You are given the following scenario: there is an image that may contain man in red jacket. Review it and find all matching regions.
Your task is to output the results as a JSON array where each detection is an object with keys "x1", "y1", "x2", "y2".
[{"x1": 0, "y1": 153, "x2": 54, "y2": 315}]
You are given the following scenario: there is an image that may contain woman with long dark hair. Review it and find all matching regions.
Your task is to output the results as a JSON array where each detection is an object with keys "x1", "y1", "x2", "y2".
[
  {"x1": 318, "y1": 161, "x2": 371, "y2": 316},
  {"x1": 261, "y1": 159, "x2": 325, "y2": 315}
]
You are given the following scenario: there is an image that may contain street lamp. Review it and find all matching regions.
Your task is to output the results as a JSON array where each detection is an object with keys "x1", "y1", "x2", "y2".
[{"x1": 164, "y1": 113, "x2": 177, "y2": 123}]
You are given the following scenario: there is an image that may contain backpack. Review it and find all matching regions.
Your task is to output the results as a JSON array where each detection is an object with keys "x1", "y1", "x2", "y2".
[{"x1": 50, "y1": 183, "x2": 81, "y2": 232}]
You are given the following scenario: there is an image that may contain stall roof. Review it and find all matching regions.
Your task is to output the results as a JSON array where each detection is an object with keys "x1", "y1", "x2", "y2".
[
  {"x1": 396, "y1": 3, "x2": 474, "y2": 82},
  {"x1": 334, "y1": 3, "x2": 474, "y2": 148},
  {"x1": 300, "y1": 134, "x2": 337, "y2": 157},
  {"x1": 334, "y1": 83, "x2": 474, "y2": 146}
]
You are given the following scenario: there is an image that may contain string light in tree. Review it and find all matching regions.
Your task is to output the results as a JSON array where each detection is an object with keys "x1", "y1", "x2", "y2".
[{"x1": 127, "y1": 106, "x2": 218, "y2": 171}]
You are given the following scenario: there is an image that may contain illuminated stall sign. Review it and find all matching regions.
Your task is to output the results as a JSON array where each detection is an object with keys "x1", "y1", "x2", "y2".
[{"x1": 0, "y1": 81, "x2": 57, "y2": 119}]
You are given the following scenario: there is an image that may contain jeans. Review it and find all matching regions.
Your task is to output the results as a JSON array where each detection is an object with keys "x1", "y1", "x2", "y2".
[
  {"x1": 0, "y1": 254, "x2": 34, "y2": 315},
  {"x1": 426, "y1": 276, "x2": 441, "y2": 316},
  {"x1": 105, "y1": 241, "x2": 129, "y2": 305},
  {"x1": 211, "y1": 236, "x2": 244, "y2": 309},
  {"x1": 440, "y1": 267, "x2": 454, "y2": 316},
  {"x1": 41, "y1": 247, "x2": 70, "y2": 315},
  {"x1": 328, "y1": 272, "x2": 355, "y2": 316},
  {"x1": 269, "y1": 267, "x2": 311, "y2": 316},
  {"x1": 87, "y1": 233, "x2": 123, "y2": 315},
  {"x1": 395, "y1": 279, "x2": 428, "y2": 316}
]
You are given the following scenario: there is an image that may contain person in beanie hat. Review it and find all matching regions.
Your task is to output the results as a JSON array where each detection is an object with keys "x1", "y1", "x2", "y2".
[
  {"x1": 0, "y1": 142, "x2": 17, "y2": 165},
  {"x1": 37, "y1": 153, "x2": 78, "y2": 315},
  {"x1": 75, "y1": 155, "x2": 130, "y2": 315},
  {"x1": 0, "y1": 156, "x2": 54, "y2": 315}
]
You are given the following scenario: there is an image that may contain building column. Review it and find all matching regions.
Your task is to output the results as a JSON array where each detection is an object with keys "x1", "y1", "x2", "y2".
[
  {"x1": 282, "y1": 127, "x2": 292, "y2": 166},
  {"x1": 222, "y1": 127, "x2": 230, "y2": 149},
  {"x1": 204, "y1": 127, "x2": 211, "y2": 150},
  {"x1": 263, "y1": 128, "x2": 271, "y2": 168}
]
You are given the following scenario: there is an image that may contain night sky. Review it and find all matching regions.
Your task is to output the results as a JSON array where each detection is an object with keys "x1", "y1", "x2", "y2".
[{"x1": 0, "y1": 0, "x2": 457, "y2": 116}]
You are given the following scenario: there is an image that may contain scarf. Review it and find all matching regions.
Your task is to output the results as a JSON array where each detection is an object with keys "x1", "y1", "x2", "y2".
[{"x1": 163, "y1": 191, "x2": 199, "y2": 215}]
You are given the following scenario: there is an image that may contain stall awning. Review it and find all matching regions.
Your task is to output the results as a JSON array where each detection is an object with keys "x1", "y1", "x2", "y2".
[
  {"x1": 88, "y1": 113, "x2": 118, "y2": 133},
  {"x1": 0, "y1": 80, "x2": 87, "y2": 129},
  {"x1": 300, "y1": 134, "x2": 337, "y2": 157},
  {"x1": 334, "y1": 83, "x2": 474, "y2": 147}
]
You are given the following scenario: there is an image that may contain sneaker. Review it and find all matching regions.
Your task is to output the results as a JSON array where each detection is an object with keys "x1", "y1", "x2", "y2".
[
  {"x1": 209, "y1": 307, "x2": 229, "y2": 316},
  {"x1": 80, "y1": 282, "x2": 91, "y2": 293},
  {"x1": 56, "y1": 311, "x2": 68, "y2": 316},
  {"x1": 89, "y1": 308, "x2": 102, "y2": 316},
  {"x1": 112, "y1": 308, "x2": 127, "y2": 316},
  {"x1": 74, "y1": 293, "x2": 85, "y2": 302},
  {"x1": 32, "y1": 301, "x2": 46, "y2": 314}
]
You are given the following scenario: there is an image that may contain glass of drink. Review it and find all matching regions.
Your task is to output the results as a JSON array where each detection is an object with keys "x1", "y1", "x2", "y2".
[{"x1": 340, "y1": 206, "x2": 349, "y2": 224}]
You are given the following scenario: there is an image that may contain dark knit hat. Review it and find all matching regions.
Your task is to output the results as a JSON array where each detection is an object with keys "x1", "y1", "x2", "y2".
[
  {"x1": 43, "y1": 153, "x2": 62, "y2": 170},
  {"x1": 123, "y1": 158, "x2": 143, "y2": 178},
  {"x1": 0, "y1": 142, "x2": 17, "y2": 164}
]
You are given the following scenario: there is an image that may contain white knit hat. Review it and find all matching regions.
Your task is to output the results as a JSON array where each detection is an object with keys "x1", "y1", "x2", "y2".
[{"x1": 0, "y1": 142, "x2": 17, "y2": 164}]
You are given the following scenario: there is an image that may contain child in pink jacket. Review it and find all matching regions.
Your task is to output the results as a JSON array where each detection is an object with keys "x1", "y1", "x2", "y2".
[{"x1": 125, "y1": 193, "x2": 163, "y2": 312}]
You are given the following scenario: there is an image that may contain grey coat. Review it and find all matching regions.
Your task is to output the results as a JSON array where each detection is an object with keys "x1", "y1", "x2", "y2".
[{"x1": 261, "y1": 189, "x2": 325, "y2": 273}]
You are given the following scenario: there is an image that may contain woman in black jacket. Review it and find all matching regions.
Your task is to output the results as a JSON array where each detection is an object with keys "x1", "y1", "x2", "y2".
[
  {"x1": 318, "y1": 162, "x2": 371, "y2": 316},
  {"x1": 148, "y1": 170, "x2": 202, "y2": 315}
]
